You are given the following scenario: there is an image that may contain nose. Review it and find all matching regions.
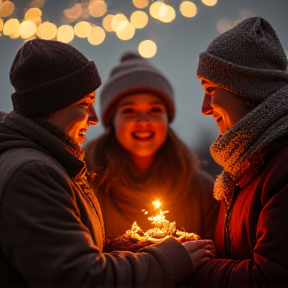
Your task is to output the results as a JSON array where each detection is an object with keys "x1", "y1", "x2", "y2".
[
  {"x1": 201, "y1": 93, "x2": 213, "y2": 116},
  {"x1": 137, "y1": 112, "x2": 149, "y2": 124},
  {"x1": 88, "y1": 104, "x2": 98, "y2": 126}
]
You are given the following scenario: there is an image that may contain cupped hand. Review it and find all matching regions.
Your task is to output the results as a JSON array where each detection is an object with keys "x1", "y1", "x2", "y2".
[{"x1": 183, "y1": 239, "x2": 216, "y2": 270}]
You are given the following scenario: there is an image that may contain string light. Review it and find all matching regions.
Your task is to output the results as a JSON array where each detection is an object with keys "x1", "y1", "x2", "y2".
[
  {"x1": 74, "y1": 21, "x2": 92, "y2": 38},
  {"x1": 3, "y1": 18, "x2": 19, "y2": 36},
  {"x1": 87, "y1": 25, "x2": 105, "y2": 45},
  {"x1": 138, "y1": 40, "x2": 157, "y2": 58},
  {"x1": 36, "y1": 22, "x2": 57, "y2": 40},
  {"x1": 180, "y1": 1, "x2": 197, "y2": 18},
  {"x1": 57, "y1": 24, "x2": 74, "y2": 43},
  {"x1": 19, "y1": 20, "x2": 37, "y2": 39},
  {"x1": 130, "y1": 11, "x2": 148, "y2": 29},
  {"x1": 89, "y1": 0, "x2": 107, "y2": 18},
  {"x1": 102, "y1": 14, "x2": 114, "y2": 32},
  {"x1": 0, "y1": 0, "x2": 219, "y2": 57},
  {"x1": 132, "y1": 0, "x2": 149, "y2": 9},
  {"x1": 0, "y1": 0, "x2": 15, "y2": 18},
  {"x1": 201, "y1": 0, "x2": 218, "y2": 7}
]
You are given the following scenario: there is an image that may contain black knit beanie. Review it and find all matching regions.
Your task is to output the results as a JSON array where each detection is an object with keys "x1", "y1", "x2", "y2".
[
  {"x1": 10, "y1": 39, "x2": 101, "y2": 117},
  {"x1": 100, "y1": 51, "x2": 175, "y2": 127},
  {"x1": 197, "y1": 17, "x2": 288, "y2": 102}
]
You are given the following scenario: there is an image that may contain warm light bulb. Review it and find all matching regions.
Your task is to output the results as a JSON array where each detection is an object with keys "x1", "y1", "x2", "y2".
[
  {"x1": 138, "y1": 40, "x2": 157, "y2": 58},
  {"x1": 132, "y1": 0, "x2": 149, "y2": 9},
  {"x1": 19, "y1": 20, "x2": 37, "y2": 39},
  {"x1": 201, "y1": 0, "x2": 218, "y2": 6},
  {"x1": 57, "y1": 25, "x2": 74, "y2": 43},
  {"x1": 158, "y1": 5, "x2": 175, "y2": 23},
  {"x1": 180, "y1": 1, "x2": 197, "y2": 18},
  {"x1": 87, "y1": 26, "x2": 105, "y2": 45},
  {"x1": 36, "y1": 22, "x2": 57, "y2": 40},
  {"x1": 102, "y1": 14, "x2": 114, "y2": 32},
  {"x1": 149, "y1": 1, "x2": 165, "y2": 20},
  {"x1": 74, "y1": 21, "x2": 92, "y2": 38},
  {"x1": 130, "y1": 11, "x2": 148, "y2": 29},
  {"x1": 89, "y1": 0, "x2": 107, "y2": 18},
  {"x1": 0, "y1": 18, "x2": 3, "y2": 32},
  {"x1": 3, "y1": 18, "x2": 19, "y2": 36},
  {"x1": 116, "y1": 22, "x2": 135, "y2": 41},
  {"x1": 0, "y1": 0, "x2": 15, "y2": 18}
]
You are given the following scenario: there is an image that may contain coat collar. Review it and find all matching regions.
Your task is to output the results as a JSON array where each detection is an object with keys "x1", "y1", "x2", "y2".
[{"x1": 0, "y1": 112, "x2": 86, "y2": 178}]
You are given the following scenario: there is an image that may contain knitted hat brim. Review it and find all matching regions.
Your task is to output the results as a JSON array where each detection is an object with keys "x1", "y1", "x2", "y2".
[
  {"x1": 197, "y1": 52, "x2": 288, "y2": 102},
  {"x1": 100, "y1": 69, "x2": 175, "y2": 127},
  {"x1": 12, "y1": 61, "x2": 101, "y2": 117},
  {"x1": 102, "y1": 86, "x2": 175, "y2": 128}
]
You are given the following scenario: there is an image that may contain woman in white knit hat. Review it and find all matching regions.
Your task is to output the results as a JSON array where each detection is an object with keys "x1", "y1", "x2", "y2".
[
  {"x1": 189, "y1": 16, "x2": 288, "y2": 287},
  {"x1": 85, "y1": 52, "x2": 219, "y2": 246}
]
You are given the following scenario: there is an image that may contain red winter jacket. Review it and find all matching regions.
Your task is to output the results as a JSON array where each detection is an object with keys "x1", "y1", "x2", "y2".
[{"x1": 189, "y1": 138, "x2": 288, "y2": 287}]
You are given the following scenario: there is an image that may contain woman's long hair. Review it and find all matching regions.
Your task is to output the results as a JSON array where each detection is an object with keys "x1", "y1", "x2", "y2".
[{"x1": 85, "y1": 126, "x2": 198, "y2": 204}]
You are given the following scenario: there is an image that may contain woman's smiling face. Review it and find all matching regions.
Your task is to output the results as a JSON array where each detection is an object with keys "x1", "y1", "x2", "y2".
[
  {"x1": 113, "y1": 92, "x2": 169, "y2": 161},
  {"x1": 201, "y1": 79, "x2": 249, "y2": 135}
]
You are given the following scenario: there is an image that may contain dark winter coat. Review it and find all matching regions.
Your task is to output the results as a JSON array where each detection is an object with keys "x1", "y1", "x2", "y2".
[
  {"x1": 189, "y1": 137, "x2": 288, "y2": 287},
  {"x1": 0, "y1": 112, "x2": 194, "y2": 288}
]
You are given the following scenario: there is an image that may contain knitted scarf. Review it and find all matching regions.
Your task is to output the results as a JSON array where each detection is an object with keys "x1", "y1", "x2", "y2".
[
  {"x1": 30, "y1": 116, "x2": 85, "y2": 162},
  {"x1": 210, "y1": 85, "x2": 288, "y2": 209}
]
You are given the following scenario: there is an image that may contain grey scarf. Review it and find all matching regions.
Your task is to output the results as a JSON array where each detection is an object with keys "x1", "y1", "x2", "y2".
[{"x1": 210, "y1": 85, "x2": 288, "y2": 209}]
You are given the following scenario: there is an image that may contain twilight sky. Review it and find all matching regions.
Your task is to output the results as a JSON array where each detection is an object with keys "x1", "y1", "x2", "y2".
[{"x1": 0, "y1": 0, "x2": 287, "y2": 150}]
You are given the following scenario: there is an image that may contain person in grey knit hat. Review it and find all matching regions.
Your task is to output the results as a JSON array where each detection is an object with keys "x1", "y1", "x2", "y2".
[
  {"x1": 85, "y1": 51, "x2": 219, "y2": 249},
  {"x1": 187, "y1": 17, "x2": 288, "y2": 287},
  {"x1": 0, "y1": 39, "x2": 216, "y2": 288}
]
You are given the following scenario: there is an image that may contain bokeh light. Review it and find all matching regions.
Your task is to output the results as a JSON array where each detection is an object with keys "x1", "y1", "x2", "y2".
[
  {"x1": 138, "y1": 40, "x2": 157, "y2": 58},
  {"x1": 3, "y1": 18, "x2": 19, "y2": 36},
  {"x1": 63, "y1": 3, "x2": 82, "y2": 23},
  {"x1": 201, "y1": 0, "x2": 218, "y2": 6},
  {"x1": 25, "y1": 8, "x2": 42, "y2": 26},
  {"x1": 150, "y1": 1, "x2": 165, "y2": 20},
  {"x1": 28, "y1": 0, "x2": 45, "y2": 8},
  {"x1": 36, "y1": 22, "x2": 57, "y2": 40},
  {"x1": 132, "y1": 0, "x2": 149, "y2": 9},
  {"x1": 19, "y1": 20, "x2": 37, "y2": 39},
  {"x1": 74, "y1": 21, "x2": 92, "y2": 38},
  {"x1": 88, "y1": 25, "x2": 105, "y2": 45},
  {"x1": 0, "y1": 18, "x2": 3, "y2": 32},
  {"x1": 116, "y1": 22, "x2": 135, "y2": 40},
  {"x1": 102, "y1": 14, "x2": 114, "y2": 32},
  {"x1": 180, "y1": 1, "x2": 197, "y2": 18},
  {"x1": 111, "y1": 13, "x2": 129, "y2": 32},
  {"x1": 89, "y1": 0, "x2": 107, "y2": 18},
  {"x1": 57, "y1": 25, "x2": 74, "y2": 43},
  {"x1": 0, "y1": 0, "x2": 15, "y2": 18},
  {"x1": 10, "y1": 28, "x2": 20, "y2": 39},
  {"x1": 130, "y1": 11, "x2": 148, "y2": 29},
  {"x1": 158, "y1": 5, "x2": 176, "y2": 23}
]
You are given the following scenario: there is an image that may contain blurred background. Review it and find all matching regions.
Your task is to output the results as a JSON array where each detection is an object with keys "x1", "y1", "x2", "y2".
[{"x1": 0, "y1": 0, "x2": 288, "y2": 177}]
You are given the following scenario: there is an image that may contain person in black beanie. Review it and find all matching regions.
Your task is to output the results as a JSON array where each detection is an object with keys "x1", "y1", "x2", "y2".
[
  {"x1": 0, "y1": 39, "x2": 216, "y2": 288},
  {"x1": 188, "y1": 17, "x2": 288, "y2": 287}
]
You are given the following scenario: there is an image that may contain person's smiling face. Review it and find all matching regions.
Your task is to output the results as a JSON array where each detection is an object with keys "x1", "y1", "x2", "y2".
[
  {"x1": 201, "y1": 79, "x2": 249, "y2": 135},
  {"x1": 45, "y1": 91, "x2": 98, "y2": 144},
  {"x1": 113, "y1": 92, "x2": 168, "y2": 162}
]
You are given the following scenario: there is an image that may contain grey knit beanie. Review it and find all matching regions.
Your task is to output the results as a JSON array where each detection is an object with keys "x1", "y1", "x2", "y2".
[
  {"x1": 100, "y1": 51, "x2": 175, "y2": 127},
  {"x1": 197, "y1": 17, "x2": 288, "y2": 102},
  {"x1": 10, "y1": 39, "x2": 101, "y2": 117}
]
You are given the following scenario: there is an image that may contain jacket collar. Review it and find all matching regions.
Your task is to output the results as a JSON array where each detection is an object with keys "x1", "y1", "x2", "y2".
[{"x1": 0, "y1": 112, "x2": 86, "y2": 178}]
